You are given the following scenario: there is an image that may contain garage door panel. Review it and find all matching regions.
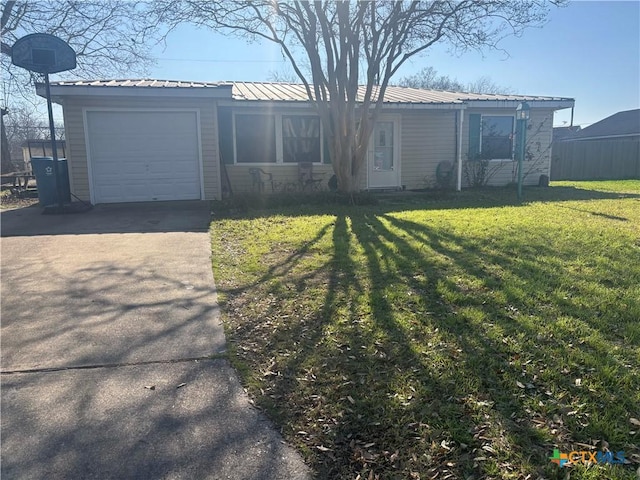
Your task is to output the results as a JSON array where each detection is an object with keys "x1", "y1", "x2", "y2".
[
  {"x1": 95, "y1": 184, "x2": 151, "y2": 204},
  {"x1": 86, "y1": 111, "x2": 202, "y2": 204}
]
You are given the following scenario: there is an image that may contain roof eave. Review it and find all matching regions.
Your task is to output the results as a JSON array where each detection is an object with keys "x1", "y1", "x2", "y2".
[
  {"x1": 563, "y1": 133, "x2": 640, "y2": 141},
  {"x1": 222, "y1": 98, "x2": 464, "y2": 109},
  {"x1": 464, "y1": 99, "x2": 575, "y2": 110},
  {"x1": 35, "y1": 84, "x2": 234, "y2": 100}
]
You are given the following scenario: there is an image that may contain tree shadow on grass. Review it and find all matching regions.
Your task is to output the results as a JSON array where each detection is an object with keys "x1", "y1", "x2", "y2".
[
  {"x1": 212, "y1": 185, "x2": 640, "y2": 221},
  {"x1": 216, "y1": 206, "x2": 640, "y2": 479}
]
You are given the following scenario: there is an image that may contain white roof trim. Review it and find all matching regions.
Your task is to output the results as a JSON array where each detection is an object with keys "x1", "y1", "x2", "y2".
[
  {"x1": 37, "y1": 84, "x2": 233, "y2": 99},
  {"x1": 465, "y1": 100, "x2": 575, "y2": 110},
  {"x1": 562, "y1": 133, "x2": 640, "y2": 141}
]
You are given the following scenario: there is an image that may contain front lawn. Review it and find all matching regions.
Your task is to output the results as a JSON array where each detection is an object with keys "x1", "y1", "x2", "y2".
[{"x1": 210, "y1": 181, "x2": 640, "y2": 479}]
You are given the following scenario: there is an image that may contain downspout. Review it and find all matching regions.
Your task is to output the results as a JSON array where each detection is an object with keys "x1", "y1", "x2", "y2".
[
  {"x1": 570, "y1": 106, "x2": 574, "y2": 127},
  {"x1": 456, "y1": 107, "x2": 464, "y2": 191}
]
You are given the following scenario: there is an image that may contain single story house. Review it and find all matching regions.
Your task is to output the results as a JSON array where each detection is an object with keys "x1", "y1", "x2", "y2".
[{"x1": 38, "y1": 79, "x2": 574, "y2": 204}]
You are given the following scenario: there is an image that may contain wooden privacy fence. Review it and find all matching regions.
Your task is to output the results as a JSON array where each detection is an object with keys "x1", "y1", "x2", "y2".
[{"x1": 551, "y1": 138, "x2": 640, "y2": 180}]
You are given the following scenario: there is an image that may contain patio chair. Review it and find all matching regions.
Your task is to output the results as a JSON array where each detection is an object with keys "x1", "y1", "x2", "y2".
[
  {"x1": 248, "y1": 168, "x2": 274, "y2": 193},
  {"x1": 298, "y1": 162, "x2": 323, "y2": 191}
]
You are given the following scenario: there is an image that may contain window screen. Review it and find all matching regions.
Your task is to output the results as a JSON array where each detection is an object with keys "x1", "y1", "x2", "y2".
[
  {"x1": 481, "y1": 116, "x2": 514, "y2": 159},
  {"x1": 282, "y1": 116, "x2": 321, "y2": 163},
  {"x1": 235, "y1": 114, "x2": 276, "y2": 163}
]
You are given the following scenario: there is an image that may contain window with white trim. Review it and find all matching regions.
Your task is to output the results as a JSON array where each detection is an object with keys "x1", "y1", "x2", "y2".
[{"x1": 481, "y1": 116, "x2": 514, "y2": 160}]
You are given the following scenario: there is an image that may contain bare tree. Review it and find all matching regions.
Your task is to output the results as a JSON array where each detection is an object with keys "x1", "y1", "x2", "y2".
[
  {"x1": 152, "y1": 1, "x2": 562, "y2": 192},
  {"x1": 1, "y1": 1, "x2": 160, "y2": 97},
  {"x1": 397, "y1": 66, "x2": 512, "y2": 94},
  {"x1": 397, "y1": 66, "x2": 466, "y2": 91},
  {"x1": 466, "y1": 75, "x2": 512, "y2": 94},
  {"x1": 1, "y1": 108, "x2": 12, "y2": 173},
  {"x1": 4, "y1": 104, "x2": 64, "y2": 167},
  {"x1": 1, "y1": 0, "x2": 163, "y2": 171},
  {"x1": 267, "y1": 69, "x2": 300, "y2": 83}
]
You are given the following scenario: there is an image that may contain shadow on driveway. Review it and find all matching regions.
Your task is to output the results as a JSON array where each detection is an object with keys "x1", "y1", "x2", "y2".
[
  {"x1": 2, "y1": 360, "x2": 309, "y2": 479},
  {"x1": 1, "y1": 200, "x2": 212, "y2": 237},
  {"x1": 1, "y1": 199, "x2": 311, "y2": 479}
]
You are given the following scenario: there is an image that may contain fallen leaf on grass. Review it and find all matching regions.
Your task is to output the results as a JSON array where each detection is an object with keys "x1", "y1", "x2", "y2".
[
  {"x1": 630, "y1": 418, "x2": 640, "y2": 427},
  {"x1": 516, "y1": 381, "x2": 525, "y2": 389},
  {"x1": 347, "y1": 395, "x2": 356, "y2": 404},
  {"x1": 144, "y1": 385, "x2": 155, "y2": 390},
  {"x1": 177, "y1": 383, "x2": 186, "y2": 389},
  {"x1": 316, "y1": 445, "x2": 332, "y2": 452}
]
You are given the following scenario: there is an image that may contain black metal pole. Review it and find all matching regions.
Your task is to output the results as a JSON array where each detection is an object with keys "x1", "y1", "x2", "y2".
[{"x1": 44, "y1": 72, "x2": 63, "y2": 210}]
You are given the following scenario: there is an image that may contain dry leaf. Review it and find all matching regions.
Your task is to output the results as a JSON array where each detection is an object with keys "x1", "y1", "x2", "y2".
[
  {"x1": 316, "y1": 445, "x2": 332, "y2": 452},
  {"x1": 177, "y1": 383, "x2": 186, "y2": 389},
  {"x1": 144, "y1": 385, "x2": 155, "y2": 390},
  {"x1": 516, "y1": 381, "x2": 525, "y2": 389},
  {"x1": 629, "y1": 417, "x2": 640, "y2": 427},
  {"x1": 347, "y1": 395, "x2": 356, "y2": 404}
]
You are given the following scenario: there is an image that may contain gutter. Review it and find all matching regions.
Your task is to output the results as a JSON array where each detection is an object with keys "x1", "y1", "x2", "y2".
[{"x1": 35, "y1": 83, "x2": 234, "y2": 100}]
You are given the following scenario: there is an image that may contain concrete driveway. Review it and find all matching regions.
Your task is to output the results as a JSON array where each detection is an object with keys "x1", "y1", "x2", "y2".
[{"x1": 1, "y1": 202, "x2": 309, "y2": 480}]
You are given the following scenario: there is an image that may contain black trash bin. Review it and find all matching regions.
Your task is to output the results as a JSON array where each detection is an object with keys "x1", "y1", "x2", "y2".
[{"x1": 30, "y1": 156, "x2": 71, "y2": 207}]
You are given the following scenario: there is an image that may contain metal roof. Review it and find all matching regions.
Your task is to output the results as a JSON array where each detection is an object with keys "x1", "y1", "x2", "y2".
[
  {"x1": 230, "y1": 81, "x2": 572, "y2": 104},
  {"x1": 50, "y1": 79, "x2": 226, "y2": 89},
  {"x1": 44, "y1": 79, "x2": 574, "y2": 107}
]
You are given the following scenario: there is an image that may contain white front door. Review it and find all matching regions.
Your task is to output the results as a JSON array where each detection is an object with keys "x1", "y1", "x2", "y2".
[{"x1": 368, "y1": 118, "x2": 400, "y2": 189}]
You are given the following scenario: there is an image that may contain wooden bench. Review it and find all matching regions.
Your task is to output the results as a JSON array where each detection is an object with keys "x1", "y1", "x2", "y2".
[{"x1": 1, "y1": 172, "x2": 35, "y2": 190}]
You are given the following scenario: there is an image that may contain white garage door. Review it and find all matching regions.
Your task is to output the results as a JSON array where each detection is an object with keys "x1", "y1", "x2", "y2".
[{"x1": 86, "y1": 111, "x2": 202, "y2": 203}]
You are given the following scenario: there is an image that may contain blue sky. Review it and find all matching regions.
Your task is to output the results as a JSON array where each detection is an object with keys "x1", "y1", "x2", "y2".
[{"x1": 148, "y1": 1, "x2": 639, "y2": 128}]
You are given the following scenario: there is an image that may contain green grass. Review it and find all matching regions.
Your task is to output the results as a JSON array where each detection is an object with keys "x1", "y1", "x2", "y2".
[{"x1": 210, "y1": 181, "x2": 640, "y2": 479}]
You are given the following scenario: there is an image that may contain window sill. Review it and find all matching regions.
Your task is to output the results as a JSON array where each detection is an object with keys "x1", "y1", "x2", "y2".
[
  {"x1": 469, "y1": 158, "x2": 516, "y2": 163},
  {"x1": 230, "y1": 162, "x2": 326, "y2": 167}
]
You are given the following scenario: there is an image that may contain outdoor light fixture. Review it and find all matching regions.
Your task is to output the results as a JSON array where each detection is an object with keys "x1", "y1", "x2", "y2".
[
  {"x1": 516, "y1": 102, "x2": 531, "y2": 121},
  {"x1": 516, "y1": 102, "x2": 530, "y2": 201}
]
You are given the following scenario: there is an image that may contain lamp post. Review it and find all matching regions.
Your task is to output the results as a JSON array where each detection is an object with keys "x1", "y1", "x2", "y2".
[{"x1": 516, "y1": 102, "x2": 530, "y2": 201}]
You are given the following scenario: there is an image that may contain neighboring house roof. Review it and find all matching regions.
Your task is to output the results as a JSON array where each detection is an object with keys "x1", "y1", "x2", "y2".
[
  {"x1": 566, "y1": 109, "x2": 640, "y2": 141},
  {"x1": 552, "y1": 126, "x2": 581, "y2": 142},
  {"x1": 40, "y1": 79, "x2": 574, "y2": 109}
]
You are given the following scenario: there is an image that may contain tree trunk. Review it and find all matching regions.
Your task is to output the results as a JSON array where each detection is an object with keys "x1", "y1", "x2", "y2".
[
  {"x1": 1, "y1": 110, "x2": 14, "y2": 175},
  {"x1": 330, "y1": 131, "x2": 367, "y2": 193}
]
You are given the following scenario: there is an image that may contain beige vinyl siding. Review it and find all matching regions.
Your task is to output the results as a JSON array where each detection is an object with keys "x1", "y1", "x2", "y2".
[
  {"x1": 461, "y1": 108, "x2": 555, "y2": 187},
  {"x1": 60, "y1": 102, "x2": 85, "y2": 199},
  {"x1": 399, "y1": 110, "x2": 456, "y2": 189},
  {"x1": 226, "y1": 164, "x2": 334, "y2": 193},
  {"x1": 60, "y1": 96, "x2": 221, "y2": 201}
]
